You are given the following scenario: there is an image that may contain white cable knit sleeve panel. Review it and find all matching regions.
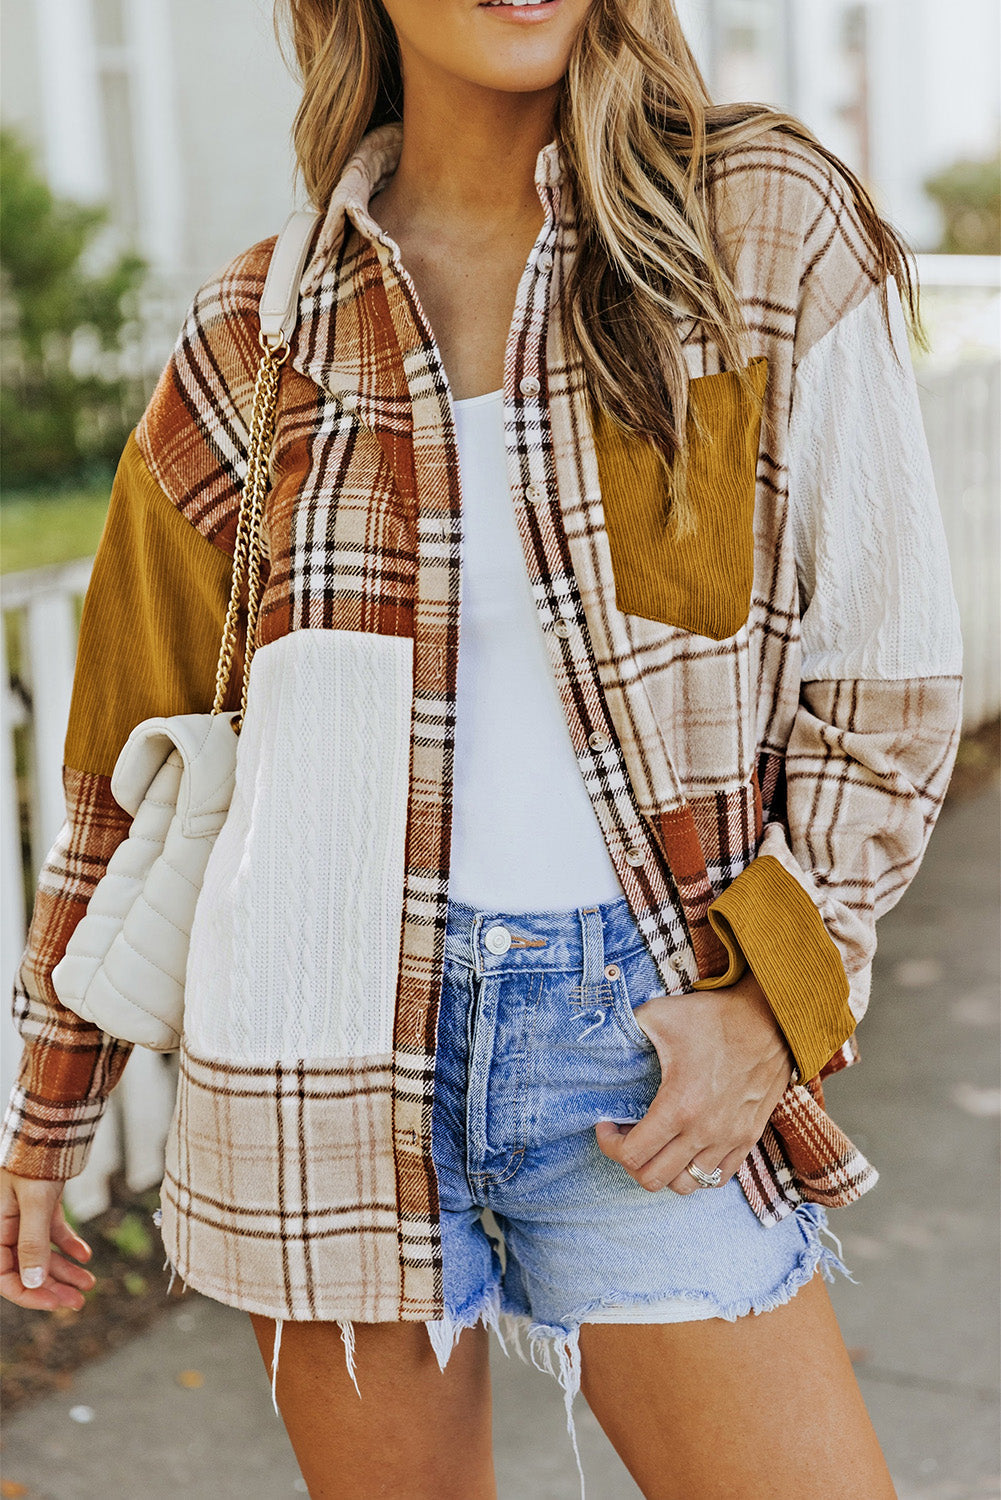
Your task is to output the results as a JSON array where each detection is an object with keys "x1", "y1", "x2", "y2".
[{"x1": 788, "y1": 277, "x2": 963, "y2": 682}]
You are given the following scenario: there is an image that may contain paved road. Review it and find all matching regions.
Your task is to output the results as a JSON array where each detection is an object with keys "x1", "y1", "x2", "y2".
[{"x1": 3, "y1": 783, "x2": 998, "y2": 1500}]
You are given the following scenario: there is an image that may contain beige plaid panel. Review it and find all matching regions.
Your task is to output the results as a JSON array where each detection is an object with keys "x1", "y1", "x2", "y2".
[
  {"x1": 782, "y1": 677, "x2": 963, "y2": 976},
  {"x1": 706, "y1": 130, "x2": 880, "y2": 369},
  {"x1": 160, "y1": 1044, "x2": 407, "y2": 1322}
]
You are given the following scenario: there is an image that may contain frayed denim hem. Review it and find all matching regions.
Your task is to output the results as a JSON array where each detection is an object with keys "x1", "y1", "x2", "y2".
[{"x1": 423, "y1": 1281, "x2": 507, "y2": 1373}]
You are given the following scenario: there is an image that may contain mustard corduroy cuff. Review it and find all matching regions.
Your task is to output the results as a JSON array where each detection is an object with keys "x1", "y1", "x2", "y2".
[{"x1": 692, "y1": 854, "x2": 856, "y2": 1081}]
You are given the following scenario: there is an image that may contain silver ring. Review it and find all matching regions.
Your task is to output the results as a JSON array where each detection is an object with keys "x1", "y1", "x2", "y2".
[{"x1": 685, "y1": 1162, "x2": 723, "y2": 1189}]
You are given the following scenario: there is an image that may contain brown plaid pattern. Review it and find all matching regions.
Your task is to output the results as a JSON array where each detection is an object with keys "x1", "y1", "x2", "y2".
[
  {"x1": 1, "y1": 770, "x2": 133, "y2": 1179},
  {"x1": 2, "y1": 126, "x2": 961, "y2": 1319}
]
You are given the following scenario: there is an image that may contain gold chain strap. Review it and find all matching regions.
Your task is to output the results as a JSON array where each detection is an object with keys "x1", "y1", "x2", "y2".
[{"x1": 211, "y1": 331, "x2": 290, "y2": 728}]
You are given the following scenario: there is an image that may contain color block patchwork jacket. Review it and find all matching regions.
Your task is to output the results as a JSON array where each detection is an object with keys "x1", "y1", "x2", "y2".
[{"x1": 2, "y1": 125, "x2": 963, "y2": 1323}]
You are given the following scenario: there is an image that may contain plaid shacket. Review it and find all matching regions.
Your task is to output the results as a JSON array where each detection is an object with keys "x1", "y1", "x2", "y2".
[{"x1": 2, "y1": 125, "x2": 962, "y2": 1321}]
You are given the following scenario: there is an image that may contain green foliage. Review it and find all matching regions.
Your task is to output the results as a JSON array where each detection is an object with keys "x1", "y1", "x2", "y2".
[
  {"x1": 1, "y1": 485, "x2": 110, "y2": 572},
  {"x1": 0, "y1": 128, "x2": 147, "y2": 489},
  {"x1": 100, "y1": 1211, "x2": 154, "y2": 1261},
  {"x1": 924, "y1": 150, "x2": 1001, "y2": 255}
]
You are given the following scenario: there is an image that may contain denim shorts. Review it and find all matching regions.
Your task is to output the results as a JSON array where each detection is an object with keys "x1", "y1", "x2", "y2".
[{"x1": 424, "y1": 895, "x2": 849, "y2": 1481}]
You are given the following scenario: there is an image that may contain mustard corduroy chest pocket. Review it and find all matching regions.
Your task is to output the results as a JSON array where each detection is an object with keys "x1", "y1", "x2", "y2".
[{"x1": 593, "y1": 357, "x2": 768, "y2": 641}]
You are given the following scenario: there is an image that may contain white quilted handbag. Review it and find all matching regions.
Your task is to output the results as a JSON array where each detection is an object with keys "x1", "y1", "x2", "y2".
[{"x1": 51, "y1": 209, "x2": 320, "y2": 1052}]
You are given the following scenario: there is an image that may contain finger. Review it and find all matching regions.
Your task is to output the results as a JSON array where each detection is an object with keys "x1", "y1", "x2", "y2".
[
  {"x1": 595, "y1": 1115, "x2": 683, "y2": 1179},
  {"x1": 0, "y1": 1238, "x2": 91, "y2": 1288},
  {"x1": 0, "y1": 1179, "x2": 20, "y2": 1241},
  {"x1": 666, "y1": 1148, "x2": 727, "y2": 1196},
  {"x1": 50, "y1": 1203, "x2": 93, "y2": 1264},
  {"x1": 598, "y1": 1091, "x2": 683, "y2": 1174},
  {"x1": 0, "y1": 1239, "x2": 90, "y2": 1308},
  {"x1": 0, "y1": 1245, "x2": 84, "y2": 1310},
  {"x1": 16, "y1": 1188, "x2": 57, "y2": 1293},
  {"x1": 619, "y1": 1133, "x2": 703, "y2": 1194},
  {"x1": 45, "y1": 1247, "x2": 97, "y2": 1293},
  {"x1": 0, "y1": 1267, "x2": 85, "y2": 1311},
  {"x1": 713, "y1": 1144, "x2": 754, "y2": 1185},
  {"x1": 594, "y1": 1120, "x2": 636, "y2": 1158}
]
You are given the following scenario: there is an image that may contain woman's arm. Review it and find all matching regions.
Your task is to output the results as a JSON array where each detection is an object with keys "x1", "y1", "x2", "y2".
[
  {"x1": 694, "y1": 276, "x2": 963, "y2": 1082},
  {"x1": 598, "y1": 271, "x2": 963, "y2": 1192},
  {"x1": 0, "y1": 239, "x2": 275, "y2": 1306},
  {"x1": 0, "y1": 436, "x2": 237, "y2": 1184}
]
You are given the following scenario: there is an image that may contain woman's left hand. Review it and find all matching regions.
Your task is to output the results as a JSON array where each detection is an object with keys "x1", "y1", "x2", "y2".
[{"x1": 594, "y1": 971, "x2": 795, "y2": 1194}]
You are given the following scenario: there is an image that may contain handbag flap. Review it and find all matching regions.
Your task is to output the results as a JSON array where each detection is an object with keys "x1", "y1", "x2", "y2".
[{"x1": 111, "y1": 711, "x2": 239, "y2": 834}]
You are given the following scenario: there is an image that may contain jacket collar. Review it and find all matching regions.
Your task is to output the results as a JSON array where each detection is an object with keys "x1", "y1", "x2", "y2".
[{"x1": 294, "y1": 123, "x2": 566, "y2": 415}]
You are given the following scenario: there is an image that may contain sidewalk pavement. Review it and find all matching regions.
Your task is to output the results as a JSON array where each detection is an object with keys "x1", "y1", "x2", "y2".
[{"x1": 3, "y1": 782, "x2": 998, "y2": 1500}]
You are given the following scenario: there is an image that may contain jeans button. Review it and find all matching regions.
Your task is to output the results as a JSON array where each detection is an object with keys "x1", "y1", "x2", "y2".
[{"x1": 484, "y1": 924, "x2": 512, "y2": 955}]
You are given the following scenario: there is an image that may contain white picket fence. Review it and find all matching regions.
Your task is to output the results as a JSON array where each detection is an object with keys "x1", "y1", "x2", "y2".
[{"x1": 2, "y1": 257, "x2": 999, "y2": 1221}]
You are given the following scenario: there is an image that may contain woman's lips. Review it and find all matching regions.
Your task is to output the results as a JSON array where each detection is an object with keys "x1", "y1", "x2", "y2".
[{"x1": 479, "y1": 0, "x2": 563, "y2": 16}]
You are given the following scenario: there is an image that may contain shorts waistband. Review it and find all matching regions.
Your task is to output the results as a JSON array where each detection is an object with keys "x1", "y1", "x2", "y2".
[{"x1": 443, "y1": 895, "x2": 650, "y2": 979}]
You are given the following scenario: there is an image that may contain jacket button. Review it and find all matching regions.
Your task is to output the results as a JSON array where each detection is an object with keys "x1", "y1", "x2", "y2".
[
  {"x1": 340, "y1": 391, "x2": 359, "y2": 412},
  {"x1": 525, "y1": 483, "x2": 543, "y2": 504},
  {"x1": 669, "y1": 952, "x2": 688, "y2": 972},
  {"x1": 519, "y1": 375, "x2": 541, "y2": 397},
  {"x1": 484, "y1": 925, "x2": 512, "y2": 955},
  {"x1": 537, "y1": 252, "x2": 554, "y2": 273},
  {"x1": 588, "y1": 731, "x2": 611, "y2": 752},
  {"x1": 553, "y1": 620, "x2": 572, "y2": 638},
  {"x1": 623, "y1": 847, "x2": 645, "y2": 867}
]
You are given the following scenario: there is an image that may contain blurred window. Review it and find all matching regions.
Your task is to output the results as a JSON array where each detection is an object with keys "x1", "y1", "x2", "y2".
[{"x1": 93, "y1": 0, "x2": 139, "y2": 239}]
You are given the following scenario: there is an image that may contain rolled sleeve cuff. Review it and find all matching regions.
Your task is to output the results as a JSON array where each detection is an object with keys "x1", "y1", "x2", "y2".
[
  {"x1": 0, "y1": 1040, "x2": 126, "y2": 1181},
  {"x1": 692, "y1": 854, "x2": 856, "y2": 1081}
]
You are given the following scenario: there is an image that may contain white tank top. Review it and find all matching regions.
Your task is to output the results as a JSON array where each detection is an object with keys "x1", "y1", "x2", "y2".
[{"x1": 448, "y1": 389, "x2": 624, "y2": 911}]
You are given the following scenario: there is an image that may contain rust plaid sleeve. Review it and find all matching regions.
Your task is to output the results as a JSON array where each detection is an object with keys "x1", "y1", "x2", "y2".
[{"x1": 0, "y1": 439, "x2": 236, "y2": 1180}]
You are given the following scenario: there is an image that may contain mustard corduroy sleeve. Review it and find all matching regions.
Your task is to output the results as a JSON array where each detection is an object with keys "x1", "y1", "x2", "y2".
[{"x1": 66, "y1": 431, "x2": 237, "y2": 777}]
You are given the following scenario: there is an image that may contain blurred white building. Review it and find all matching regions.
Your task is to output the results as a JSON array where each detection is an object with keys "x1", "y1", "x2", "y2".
[
  {"x1": 1, "y1": 0, "x2": 300, "y2": 301},
  {"x1": 1, "y1": 0, "x2": 999, "y2": 314},
  {"x1": 680, "y1": 0, "x2": 1001, "y2": 247}
]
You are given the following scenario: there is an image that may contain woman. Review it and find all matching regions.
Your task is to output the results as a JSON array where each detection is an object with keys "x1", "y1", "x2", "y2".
[{"x1": 0, "y1": 2, "x2": 963, "y2": 1496}]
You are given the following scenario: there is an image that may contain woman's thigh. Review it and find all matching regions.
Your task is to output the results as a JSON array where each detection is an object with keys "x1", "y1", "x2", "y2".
[
  {"x1": 248, "y1": 1315, "x2": 496, "y2": 1500},
  {"x1": 577, "y1": 1272, "x2": 896, "y2": 1500}
]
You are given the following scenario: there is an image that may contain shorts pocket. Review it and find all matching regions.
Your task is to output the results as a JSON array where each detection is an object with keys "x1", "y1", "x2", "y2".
[
  {"x1": 605, "y1": 947, "x2": 663, "y2": 1050},
  {"x1": 593, "y1": 357, "x2": 768, "y2": 641}
]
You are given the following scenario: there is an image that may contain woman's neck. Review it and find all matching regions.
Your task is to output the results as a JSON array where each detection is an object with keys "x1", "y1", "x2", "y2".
[
  {"x1": 375, "y1": 67, "x2": 559, "y2": 237},
  {"x1": 369, "y1": 59, "x2": 560, "y2": 400}
]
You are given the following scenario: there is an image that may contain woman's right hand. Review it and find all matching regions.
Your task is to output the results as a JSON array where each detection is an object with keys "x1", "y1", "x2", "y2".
[{"x1": 0, "y1": 1168, "x2": 95, "y2": 1310}]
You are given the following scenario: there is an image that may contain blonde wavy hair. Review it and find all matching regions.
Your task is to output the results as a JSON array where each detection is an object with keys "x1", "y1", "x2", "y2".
[{"x1": 275, "y1": 0, "x2": 918, "y2": 529}]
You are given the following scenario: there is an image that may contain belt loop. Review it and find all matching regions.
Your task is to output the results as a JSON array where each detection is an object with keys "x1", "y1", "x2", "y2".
[
  {"x1": 579, "y1": 907, "x2": 605, "y2": 990},
  {"x1": 470, "y1": 912, "x2": 485, "y2": 978}
]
